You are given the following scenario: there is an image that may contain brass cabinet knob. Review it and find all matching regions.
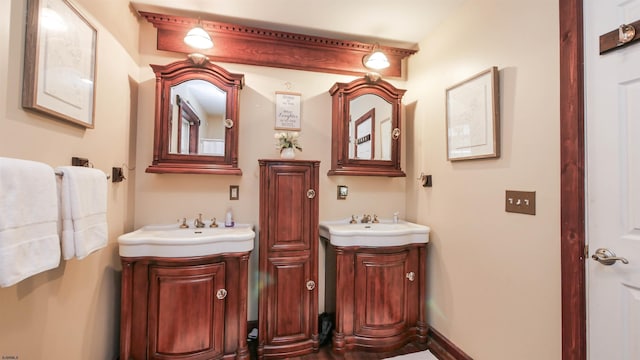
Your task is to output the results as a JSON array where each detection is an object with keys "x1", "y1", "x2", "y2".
[
  {"x1": 406, "y1": 272, "x2": 415, "y2": 282},
  {"x1": 306, "y1": 280, "x2": 316, "y2": 291},
  {"x1": 307, "y1": 189, "x2": 316, "y2": 199},
  {"x1": 216, "y1": 288, "x2": 228, "y2": 300}
]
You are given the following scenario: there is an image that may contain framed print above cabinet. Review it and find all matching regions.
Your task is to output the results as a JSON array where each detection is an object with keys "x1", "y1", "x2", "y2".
[
  {"x1": 275, "y1": 91, "x2": 301, "y2": 130},
  {"x1": 446, "y1": 66, "x2": 500, "y2": 161},
  {"x1": 22, "y1": 0, "x2": 97, "y2": 128}
]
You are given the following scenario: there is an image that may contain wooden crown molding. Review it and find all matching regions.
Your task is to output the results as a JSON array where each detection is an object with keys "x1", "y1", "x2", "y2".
[{"x1": 139, "y1": 11, "x2": 417, "y2": 77}]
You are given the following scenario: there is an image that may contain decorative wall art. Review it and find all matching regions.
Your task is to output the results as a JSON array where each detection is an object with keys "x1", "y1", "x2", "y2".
[
  {"x1": 275, "y1": 91, "x2": 301, "y2": 130},
  {"x1": 446, "y1": 66, "x2": 500, "y2": 161},
  {"x1": 22, "y1": 0, "x2": 97, "y2": 128}
]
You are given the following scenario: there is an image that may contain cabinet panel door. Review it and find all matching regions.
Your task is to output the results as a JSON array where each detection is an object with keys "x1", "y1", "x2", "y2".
[
  {"x1": 265, "y1": 163, "x2": 314, "y2": 252},
  {"x1": 354, "y1": 251, "x2": 409, "y2": 337},
  {"x1": 264, "y1": 254, "x2": 313, "y2": 344},
  {"x1": 148, "y1": 263, "x2": 226, "y2": 360}
]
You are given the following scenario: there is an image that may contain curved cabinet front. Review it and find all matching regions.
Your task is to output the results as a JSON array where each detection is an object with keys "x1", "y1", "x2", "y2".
[
  {"x1": 119, "y1": 252, "x2": 251, "y2": 360},
  {"x1": 329, "y1": 244, "x2": 427, "y2": 354}
]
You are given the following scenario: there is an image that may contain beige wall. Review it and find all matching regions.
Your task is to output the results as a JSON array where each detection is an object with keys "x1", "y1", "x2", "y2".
[
  {"x1": 406, "y1": 0, "x2": 561, "y2": 358},
  {"x1": 0, "y1": 0, "x2": 561, "y2": 358},
  {"x1": 0, "y1": 0, "x2": 138, "y2": 358}
]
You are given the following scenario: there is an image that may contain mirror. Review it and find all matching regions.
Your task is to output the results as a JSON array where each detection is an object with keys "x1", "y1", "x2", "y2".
[
  {"x1": 146, "y1": 59, "x2": 244, "y2": 175},
  {"x1": 170, "y1": 80, "x2": 227, "y2": 156},
  {"x1": 328, "y1": 77, "x2": 406, "y2": 177},
  {"x1": 349, "y1": 94, "x2": 393, "y2": 161}
]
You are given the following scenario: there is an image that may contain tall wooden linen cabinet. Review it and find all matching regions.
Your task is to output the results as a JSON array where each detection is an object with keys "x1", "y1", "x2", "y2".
[{"x1": 258, "y1": 159, "x2": 320, "y2": 359}]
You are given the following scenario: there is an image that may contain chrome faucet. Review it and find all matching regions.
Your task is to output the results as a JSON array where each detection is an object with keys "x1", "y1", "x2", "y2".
[
  {"x1": 194, "y1": 213, "x2": 205, "y2": 228},
  {"x1": 361, "y1": 214, "x2": 371, "y2": 223}
]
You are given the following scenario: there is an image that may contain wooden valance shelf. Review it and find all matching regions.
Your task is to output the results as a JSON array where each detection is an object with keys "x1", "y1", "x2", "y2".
[{"x1": 139, "y1": 11, "x2": 417, "y2": 77}]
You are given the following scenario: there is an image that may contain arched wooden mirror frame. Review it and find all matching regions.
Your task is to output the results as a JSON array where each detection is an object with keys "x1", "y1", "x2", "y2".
[
  {"x1": 146, "y1": 59, "x2": 244, "y2": 175},
  {"x1": 328, "y1": 77, "x2": 406, "y2": 177}
]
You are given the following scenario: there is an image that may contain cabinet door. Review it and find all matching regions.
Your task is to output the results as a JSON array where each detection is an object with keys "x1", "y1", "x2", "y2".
[
  {"x1": 263, "y1": 162, "x2": 317, "y2": 252},
  {"x1": 148, "y1": 263, "x2": 226, "y2": 360},
  {"x1": 264, "y1": 254, "x2": 314, "y2": 345},
  {"x1": 259, "y1": 160, "x2": 320, "y2": 358},
  {"x1": 354, "y1": 251, "x2": 410, "y2": 337}
]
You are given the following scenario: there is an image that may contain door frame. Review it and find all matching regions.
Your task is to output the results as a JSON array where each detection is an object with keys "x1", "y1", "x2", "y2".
[{"x1": 559, "y1": 0, "x2": 586, "y2": 359}]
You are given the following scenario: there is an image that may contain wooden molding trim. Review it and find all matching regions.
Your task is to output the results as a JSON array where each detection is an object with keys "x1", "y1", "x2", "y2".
[
  {"x1": 559, "y1": 0, "x2": 586, "y2": 359},
  {"x1": 427, "y1": 327, "x2": 473, "y2": 360},
  {"x1": 139, "y1": 11, "x2": 417, "y2": 78}
]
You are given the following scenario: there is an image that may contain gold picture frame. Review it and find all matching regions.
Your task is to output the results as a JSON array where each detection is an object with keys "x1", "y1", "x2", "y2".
[
  {"x1": 446, "y1": 66, "x2": 500, "y2": 161},
  {"x1": 22, "y1": 0, "x2": 97, "y2": 128}
]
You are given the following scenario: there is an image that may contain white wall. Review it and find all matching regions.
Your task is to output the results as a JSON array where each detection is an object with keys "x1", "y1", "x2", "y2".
[{"x1": 406, "y1": 0, "x2": 561, "y2": 358}]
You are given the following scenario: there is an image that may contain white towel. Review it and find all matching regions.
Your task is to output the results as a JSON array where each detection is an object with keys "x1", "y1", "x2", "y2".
[
  {"x1": 56, "y1": 166, "x2": 108, "y2": 260},
  {"x1": 0, "y1": 157, "x2": 61, "y2": 287}
]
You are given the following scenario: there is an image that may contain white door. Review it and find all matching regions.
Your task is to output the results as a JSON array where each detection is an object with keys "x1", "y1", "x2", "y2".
[{"x1": 585, "y1": 1, "x2": 640, "y2": 359}]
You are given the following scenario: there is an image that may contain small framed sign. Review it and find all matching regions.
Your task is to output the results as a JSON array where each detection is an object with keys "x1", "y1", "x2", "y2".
[{"x1": 275, "y1": 91, "x2": 301, "y2": 130}]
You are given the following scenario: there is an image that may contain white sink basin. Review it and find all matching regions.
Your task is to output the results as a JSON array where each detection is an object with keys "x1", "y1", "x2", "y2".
[
  {"x1": 118, "y1": 223, "x2": 255, "y2": 257},
  {"x1": 319, "y1": 219, "x2": 430, "y2": 247}
]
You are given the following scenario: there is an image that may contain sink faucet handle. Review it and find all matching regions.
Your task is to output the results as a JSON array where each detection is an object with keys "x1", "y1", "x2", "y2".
[
  {"x1": 372, "y1": 214, "x2": 379, "y2": 223},
  {"x1": 179, "y1": 218, "x2": 189, "y2": 228},
  {"x1": 349, "y1": 215, "x2": 358, "y2": 224},
  {"x1": 194, "y1": 213, "x2": 205, "y2": 228},
  {"x1": 210, "y1": 217, "x2": 218, "y2": 228}
]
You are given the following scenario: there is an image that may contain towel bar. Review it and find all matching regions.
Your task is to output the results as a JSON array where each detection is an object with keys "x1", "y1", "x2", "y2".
[{"x1": 55, "y1": 170, "x2": 111, "y2": 180}]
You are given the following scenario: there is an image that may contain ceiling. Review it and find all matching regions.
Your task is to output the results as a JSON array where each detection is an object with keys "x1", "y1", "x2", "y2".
[{"x1": 131, "y1": 0, "x2": 468, "y2": 49}]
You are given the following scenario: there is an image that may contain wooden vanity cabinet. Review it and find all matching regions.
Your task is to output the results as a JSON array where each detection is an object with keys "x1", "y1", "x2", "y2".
[
  {"x1": 330, "y1": 244, "x2": 428, "y2": 354},
  {"x1": 258, "y1": 159, "x2": 320, "y2": 359},
  {"x1": 120, "y1": 252, "x2": 251, "y2": 360}
]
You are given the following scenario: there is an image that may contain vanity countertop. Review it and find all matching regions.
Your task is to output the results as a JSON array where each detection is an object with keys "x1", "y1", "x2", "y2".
[
  {"x1": 319, "y1": 219, "x2": 430, "y2": 247},
  {"x1": 118, "y1": 223, "x2": 254, "y2": 258}
]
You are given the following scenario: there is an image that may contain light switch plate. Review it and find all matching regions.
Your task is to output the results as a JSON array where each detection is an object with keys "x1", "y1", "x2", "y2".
[
  {"x1": 505, "y1": 190, "x2": 536, "y2": 215},
  {"x1": 229, "y1": 185, "x2": 239, "y2": 200}
]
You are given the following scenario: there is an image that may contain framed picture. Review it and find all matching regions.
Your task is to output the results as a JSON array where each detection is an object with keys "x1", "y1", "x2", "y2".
[
  {"x1": 446, "y1": 66, "x2": 500, "y2": 161},
  {"x1": 275, "y1": 91, "x2": 301, "y2": 130},
  {"x1": 22, "y1": 0, "x2": 97, "y2": 128}
]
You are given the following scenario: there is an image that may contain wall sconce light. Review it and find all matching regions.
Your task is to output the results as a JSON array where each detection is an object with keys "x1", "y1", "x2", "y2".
[
  {"x1": 363, "y1": 45, "x2": 390, "y2": 70},
  {"x1": 184, "y1": 21, "x2": 213, "y2": 50}
]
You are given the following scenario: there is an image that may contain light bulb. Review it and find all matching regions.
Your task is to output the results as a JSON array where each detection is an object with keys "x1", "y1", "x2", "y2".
[
  {"x1": 184, "y1": 26, "x2": 213, "y2": 50},
  {"x1": 364, "y1": 50, "x2": 390, "y2": 70}
]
